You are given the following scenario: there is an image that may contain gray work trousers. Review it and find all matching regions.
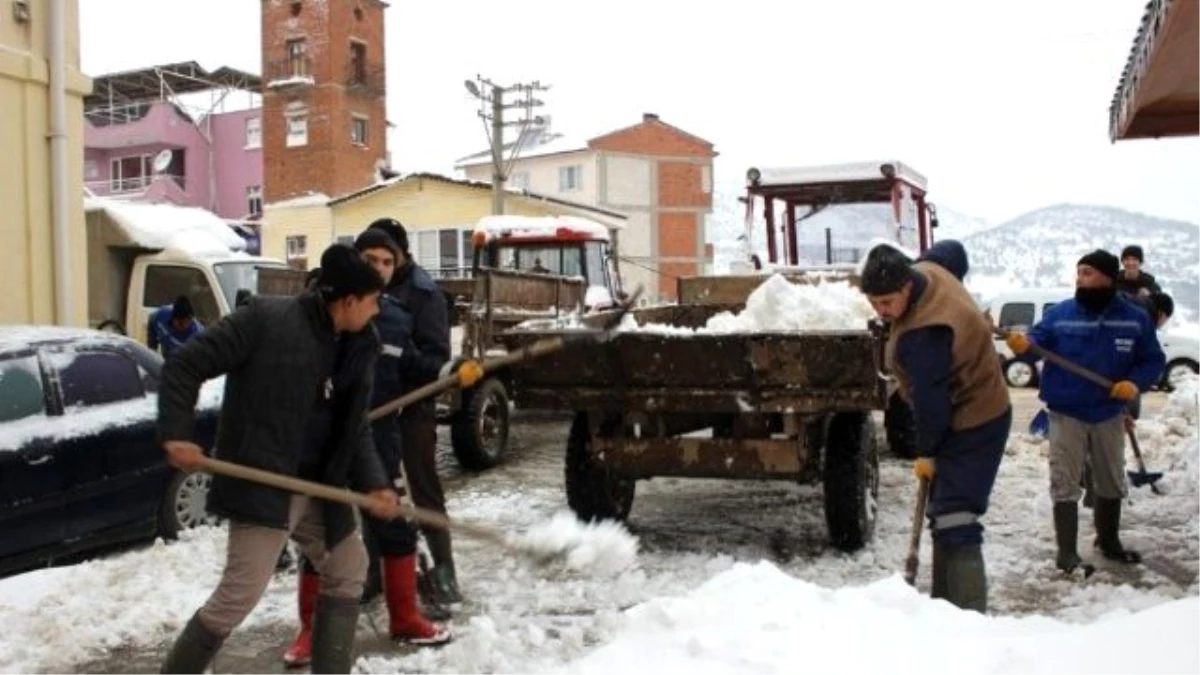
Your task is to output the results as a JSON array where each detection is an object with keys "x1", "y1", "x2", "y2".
[
  {"x1": 1048, "y1": 411, "x2": 1127, "y2": 502},
  {"x1": 196, "y1": 495, "x2": 369, "y2": 637}
]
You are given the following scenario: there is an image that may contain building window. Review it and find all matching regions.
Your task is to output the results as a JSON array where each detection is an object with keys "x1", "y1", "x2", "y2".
[
  {"x1": 351, "y1": 116, "x2": 368, "y2": 146},
  {"x1": 286, "y1": 235, "x2": 308, "y2": 259},
  {"x1": 509, "y1": 171, "x2": 530, "y2": 191},
  {"x1": 245, "y1": 117, "x2": 262, "y2": 149},
  {"x1": 286, "y1": 38, "x2": 308, "y2": 77},
  {"x1": 246, "y1": 185, "x2": 262, "y2": 217},
  {"x1": 286, "y1": 113, "x2": 308, "y2": 147},
  {"x1": 110, "y1": 154, "x2": 153, "y2": 193},
  {"x1": 701, "y1": 165, "x2": 712, "y2": 194},
  {"x1": 558, "y1": 165, "x2": 582, "y2": 192},
  {"x1": 349, "y1": 41, "x2": 367, "y2": 84}
]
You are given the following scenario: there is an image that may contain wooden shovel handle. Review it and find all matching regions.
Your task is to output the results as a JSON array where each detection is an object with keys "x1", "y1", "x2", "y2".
[
  {"x1": 197, "y1": 456, "x2": 510, "y2": 547},
  {"x1": 903, "y1": 476, "x2": 931, "y2": 586}
]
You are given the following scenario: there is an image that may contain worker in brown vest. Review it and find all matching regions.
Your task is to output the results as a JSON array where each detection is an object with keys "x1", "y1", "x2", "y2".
[{"x1": 860, "y1": 240, "x2": 1012, "y2": 613}]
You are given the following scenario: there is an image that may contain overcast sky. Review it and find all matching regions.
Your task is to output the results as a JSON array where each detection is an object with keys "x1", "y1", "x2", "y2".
[{"x1": 80, "y1": 0, "x2": 1199, "y2": 225}]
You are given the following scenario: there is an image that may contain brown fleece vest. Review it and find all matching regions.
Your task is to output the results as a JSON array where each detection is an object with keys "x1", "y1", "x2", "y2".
[{"x1": 886, "y1": 261, "x2": 1010, "y2": 431}]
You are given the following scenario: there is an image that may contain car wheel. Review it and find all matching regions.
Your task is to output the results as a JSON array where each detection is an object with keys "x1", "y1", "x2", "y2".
[
  {"x1": 159, "y1": 470, "x2": 216, "y2": 539},
  {"x1": 1004, "y1": 359, "x2": 1037, "y2": 388}
]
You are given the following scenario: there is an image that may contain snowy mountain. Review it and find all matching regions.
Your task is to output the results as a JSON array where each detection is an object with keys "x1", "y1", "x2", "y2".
[{"x1": 961, "y1": 204, "x2": 1200, "y2": 322}]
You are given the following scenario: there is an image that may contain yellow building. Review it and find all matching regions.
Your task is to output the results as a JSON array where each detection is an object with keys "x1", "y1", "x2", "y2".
[
  {"x1": 260, "y1": 173, "x2": 627, "y2": 272},
  {"x1": 0, "y1": 0, "x2": 92, "y2": 325}
]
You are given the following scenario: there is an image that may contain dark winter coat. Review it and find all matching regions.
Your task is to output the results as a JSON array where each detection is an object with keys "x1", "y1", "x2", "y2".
[
  {"x1": 388, "y1": 261, "x2": 450, "y2": 407},
  {"x1": 1026, "y1": 293, "x2": 1166, "y2": 424},
  {"x1": 1116, "y1": 269, "x2": 1162, "y2": 297},
  {"x1": 371, "y1": 294, "x2": 446, "y2": 475},
  {"x1": 157, "y1": 291, "x2": 390, "y2": 548}
]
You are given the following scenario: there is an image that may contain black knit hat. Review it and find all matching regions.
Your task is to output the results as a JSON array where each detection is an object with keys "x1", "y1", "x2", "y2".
[
  {"x1": 1120, "y1": 245, "x2": 1144, "y2": 262},
  {"x1": 1152, "y1": 292, "x2": 1174, "y2": 319},
  {"x1": 860, "y1": 244, "x2": 915, "y2": 295},
  {"x1": 368, "y1": 217, "x2": 408, "y2": 253},
  {"x1": 316, "y1": 243, "x2": 385, "y2": 300},
  {"x1": 171, "y1": 295, "x2": 194, "y2": 320},
  {"x1": 1077, "y1": 249, "x2": 1120, "y2": 282},
  {"x1": 354, "y1": 228, "x2": 400, "y2": 260}
]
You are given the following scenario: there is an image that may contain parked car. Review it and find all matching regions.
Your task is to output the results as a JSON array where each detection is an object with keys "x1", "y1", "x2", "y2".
[
  {"x1": 986, "y1": 288, "x2": 1200, "y2": 390},
  {"x1": 0, "y1": 325, "x2": 220, "y2": 577}
]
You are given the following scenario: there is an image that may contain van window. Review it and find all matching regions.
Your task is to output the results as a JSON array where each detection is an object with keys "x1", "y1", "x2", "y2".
[
  {"x1": 998, "y1": 302, "x2": 1035, "y2": 331},
  {"x1": 0, "y1": 355, "x2": 46, "y2": 423},
  {"x1": 143, "y1": 265, "x2": 222, "y2": 326}
]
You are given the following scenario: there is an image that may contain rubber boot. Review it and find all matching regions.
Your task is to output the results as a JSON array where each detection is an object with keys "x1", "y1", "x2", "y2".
[
  {"x1": 160, "y1": 611, "x2": 225, "y2": 674},
  {"x1": 423, "y1": 528, "x2": 463, "y2": 605},
  {"x1": 309, "y1": 594, "x2": 361, "y2": 674},
  {"x1": 416, "y1": 549, "x2": 452, "y2": 621},
  {"x1": 282, "y1": 568, "x2": 320, "y2": 667},
  {"x1": 930, "y1": 542, "x2": 949, "y2": 601},
  {"x1": 383, "y1": 555, "x2": 453, "y2": 645},
  {"x1": 1053, "y1": 501, "x2": 1083, "y2": 572},
  {"x1": 942, "y1": 544, "x2": 988, "y2": 613},
  {"x1": 1094, "y1": 497, "x2": 1142, "y2": 564}
]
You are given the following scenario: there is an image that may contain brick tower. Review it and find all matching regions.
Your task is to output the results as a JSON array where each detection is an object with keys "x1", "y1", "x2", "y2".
[{"x1": 260, "y1": 0, "x2": 388, "y2": 203}]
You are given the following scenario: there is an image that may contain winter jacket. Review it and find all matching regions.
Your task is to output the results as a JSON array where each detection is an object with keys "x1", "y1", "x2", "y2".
[
  {"x1": 1026, "y1": 294, "x2": 1166, "y2": 424},
  {"x1": 157, "y1": 290, "x2": 390, "y2": 548},
  {"x1": 388, "y1": 262, "x2": 450, "y2": 408},
  {"x1": 370, "y1": 293, "x2": 446, "y2": 475},
  {"x1": 1116, "y1": 270, "x2": 1161, "y2": 297},
  {"x1": 887, "y1": 240, "x2": 1010, "y2": 457},
  {"x1": 147, "y1": 305, "x2": 203, "y2": 358}
]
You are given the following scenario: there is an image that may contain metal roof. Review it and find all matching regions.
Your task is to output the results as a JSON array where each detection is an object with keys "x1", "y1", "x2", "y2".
[{"x1": 85, "y1": 61, "x2": 261, "y2": 109}]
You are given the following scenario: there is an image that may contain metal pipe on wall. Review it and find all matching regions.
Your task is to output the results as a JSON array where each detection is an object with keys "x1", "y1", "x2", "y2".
[{"x1": 49, "y1": 0, "x2": 73, "y2": 324}]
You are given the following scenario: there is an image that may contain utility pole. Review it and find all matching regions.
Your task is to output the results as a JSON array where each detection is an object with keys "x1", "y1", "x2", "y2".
[{"x1": 464, "y1": 76, "x2": 550, "y2": 215}]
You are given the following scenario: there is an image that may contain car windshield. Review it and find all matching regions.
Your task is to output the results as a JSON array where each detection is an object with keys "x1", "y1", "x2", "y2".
[
  {"x1": 498, "y1": 242, "x2": 609, "y2": 288},
  {"x1": 213, "y1": 261, "x2": 288, "y2": 310}
]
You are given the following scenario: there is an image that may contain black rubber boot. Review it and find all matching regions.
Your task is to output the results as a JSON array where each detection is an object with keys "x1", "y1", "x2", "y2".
[
  {"x1": 1094, "y1": 497, "x2": 1142, "y2": 564},
  {"x1": 1053, "y1": 501, "x2": 1083, "y2": 572},
  {"x1": 309, "y1": 594, "x2": 361, "y2": 674},
  {"x1": 160, "y1": 612, "x2": 225, "y2": 674},
  {"x1": 942, "y1": 544, "x2": 987, "y2": 613},
  {"x1": 423, "y1": 529, "x2": 463, "y2": 605},
  {"x1": 930, "y1": 543, "x2": 949, "y2": 601}
]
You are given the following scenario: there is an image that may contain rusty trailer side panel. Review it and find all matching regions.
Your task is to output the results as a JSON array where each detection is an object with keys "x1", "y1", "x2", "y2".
[
  {"x1": 593, "y1": 436, "x2": 813, "y2": 480},
  {"x1": 676, "y1": 271, "x2": 860, "y2": 306}
]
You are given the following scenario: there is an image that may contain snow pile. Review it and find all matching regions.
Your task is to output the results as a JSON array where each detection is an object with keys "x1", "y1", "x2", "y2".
[
  {"x1": 508, "y1": 511, "x2": 639, "y2": 576},
  {"x1": 557, "y1": 561, "x2": 1199, "y2": 675},
  {"x1": 84, "y1": 197, "x2": 245, "y2": 253}
]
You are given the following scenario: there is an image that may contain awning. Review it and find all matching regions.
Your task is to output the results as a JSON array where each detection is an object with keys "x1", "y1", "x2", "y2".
[{"x1": 1109, "y1": 0, "x2": 1199, "y2": 141}]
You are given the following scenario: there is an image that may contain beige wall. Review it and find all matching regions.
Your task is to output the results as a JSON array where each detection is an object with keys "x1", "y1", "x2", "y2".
[
  {"x1": 461, "y1": 149, "x2": 598, "y2": 204},
  {"x1": 0, "y1": 0, "x2": 92, "y2": 325},
  {"x1": 260, "y1": 201, "x2": 336, "y2": 269}
]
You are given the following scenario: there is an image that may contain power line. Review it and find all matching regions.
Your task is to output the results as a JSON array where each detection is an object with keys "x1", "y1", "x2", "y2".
[{"x1": 463, "y1": 75, "x2": 550, "y2": 215}]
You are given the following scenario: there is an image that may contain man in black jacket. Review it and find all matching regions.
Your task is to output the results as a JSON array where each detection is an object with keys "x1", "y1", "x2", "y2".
[
  {"x1": 157, "y1": 244, "x2": 402, "y2": 674},
  {"x1": 366, "y1": 218, "x2": 464, "y2": 607},
  {"x1": 1117, "y1": 245, "x2": 1162, "y2": 298}
]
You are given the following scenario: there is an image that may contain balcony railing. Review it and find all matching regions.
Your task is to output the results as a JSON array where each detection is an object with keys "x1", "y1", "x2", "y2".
[
  {"x1": 265, "y1": 58, "x2": 315, "y2": 90},
  {"x1": 345, "y1": 63, "x2": 386, "y2": 97},
  {"x1": 87, "y1": 173, "x2": 187, "y2": 197}
]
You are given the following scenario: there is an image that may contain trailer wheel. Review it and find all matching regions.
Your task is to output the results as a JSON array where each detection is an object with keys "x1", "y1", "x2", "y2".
[
  {"x1": 565, "y1": 412, "x2": 635, "y2": 522},
  {"x1": 823, "y1": 411, "x2": 878, "y2": 552},
  {"x1": 450, "y1": 377, "x2": 509, "y2": 471},
  {"x1": 884, "y1": 392, "x2": 917, "y2": 459}
]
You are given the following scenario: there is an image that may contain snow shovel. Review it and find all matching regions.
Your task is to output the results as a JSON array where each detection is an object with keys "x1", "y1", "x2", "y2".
[
  {"x1": 903, "y1": 476, "x2": 931, "y2": 586},
  {"x1": 367, "y1": 285, "x2": 643, "y2": 422},
  {"x1": 196, "y1": 456, "x2": 634, "y2": 569},
  {"x1": 994, "y1": 328, "x2": 1164, "y2": 494}
]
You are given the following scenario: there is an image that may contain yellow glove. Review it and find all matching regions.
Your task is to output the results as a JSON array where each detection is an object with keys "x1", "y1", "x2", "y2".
[
  {"x1": 1005, "y1": 332, "x2": 1031, "y2": 355},
  {"x1": 1110, "y1": 380, "x2": 1138, "y2": 401},
  {"x1": 456, "y1": 359, "x2": 484, "y2": 388},
  {"x1": 913, "y1": 457, "x2": 936, "y2": 481}
]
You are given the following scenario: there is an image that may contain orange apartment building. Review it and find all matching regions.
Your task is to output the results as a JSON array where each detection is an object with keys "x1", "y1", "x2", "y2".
[{"x1": 456, "y1": 113, "x2": 717, "y2": 302}]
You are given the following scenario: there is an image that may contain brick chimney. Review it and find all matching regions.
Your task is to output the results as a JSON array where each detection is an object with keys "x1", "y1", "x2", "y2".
[{"x1": 643, "y1": 112, "x2": 659, "y2": 122}]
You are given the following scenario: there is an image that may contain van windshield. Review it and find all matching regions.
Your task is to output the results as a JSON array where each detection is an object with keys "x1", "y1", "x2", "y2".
[{"x1": 213, "y1": 261, "x2": 289, "y2": 310}]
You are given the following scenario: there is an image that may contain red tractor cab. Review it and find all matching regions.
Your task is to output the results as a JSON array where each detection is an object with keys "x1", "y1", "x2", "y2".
[{"x1": 741, "y1": 161, "x2": 938, "y2": 269}]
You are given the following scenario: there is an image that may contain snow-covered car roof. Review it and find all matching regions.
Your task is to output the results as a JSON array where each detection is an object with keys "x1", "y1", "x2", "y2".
[
  {"x1": 474, "y1": 215, "x2": 620, "y2": 243},
  {"x1": 748, "y1": 161, "x2": 928, "y2": 191},
  {"x1": 0, "y1": 325, "x2": 121, "y2": 354}
]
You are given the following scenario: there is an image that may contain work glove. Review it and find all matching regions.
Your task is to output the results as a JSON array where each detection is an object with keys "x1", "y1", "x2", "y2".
[
  {"x1": 1005, "y1": 332, "x2": 1031, "y2": 355},
  {"x1": 457, "y1": 359, "x2": 484, "y2": 388},
  {"x1": 1110, "y1": 380, "x2": 1138, "y2": 401},
  {"x1": 913, "y1": 457, "x2": 936, "y2": 481}
]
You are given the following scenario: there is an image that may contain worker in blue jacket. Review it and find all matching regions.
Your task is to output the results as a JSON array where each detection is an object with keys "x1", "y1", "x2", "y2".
[
  {"x1": 1007, "y1": 249, "x2": 1165, "y2": 572},
  {"x1": 860, "y1": 239, "x2": 1011, "y2": 613},
  {"x1": 147, "y1": 296, "x2": 203, "y2": 358}
]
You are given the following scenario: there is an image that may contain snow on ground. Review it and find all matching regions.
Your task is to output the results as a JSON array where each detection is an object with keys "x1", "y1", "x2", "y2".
[{"x1": 1, "y1": 384, "x2": 1197, "y2": 673}]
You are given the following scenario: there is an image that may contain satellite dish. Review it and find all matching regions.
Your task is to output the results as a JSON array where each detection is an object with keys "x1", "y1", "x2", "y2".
[{"x1": 152, "y1": 149, "x2": 173, "y2": 173}]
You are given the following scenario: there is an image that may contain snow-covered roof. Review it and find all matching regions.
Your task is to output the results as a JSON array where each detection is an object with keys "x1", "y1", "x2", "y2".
[
  {"x1": 750, "y1": 161, "x2": 928, "y2": 191},
  {"x1": 474, "y1": 214, "x2": 620, "y2": 243},
  {"x1": 84, "y1": 197, "x2": 247, "y2": 254},
  {"x1": 455, "y1": 132, "x2": 589, "y2": 169},
  {"x1": 263, "y1": 191, "x2": 333, "y2": 210}
]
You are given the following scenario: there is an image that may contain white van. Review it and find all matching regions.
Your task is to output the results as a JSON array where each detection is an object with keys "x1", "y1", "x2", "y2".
[{"x1": 985, "y1": 288, "x2": 1199, "y2": 389}]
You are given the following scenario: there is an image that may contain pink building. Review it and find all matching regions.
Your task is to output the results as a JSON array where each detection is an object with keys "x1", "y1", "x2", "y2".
[{"x1": 83, "y1": 62, "x2": 265, "y2": 233}]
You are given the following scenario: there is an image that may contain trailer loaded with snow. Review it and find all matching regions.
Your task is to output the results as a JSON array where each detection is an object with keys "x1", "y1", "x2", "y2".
[{"x1": 499, "y1": 272, "x2": 888, "y2": 552}]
